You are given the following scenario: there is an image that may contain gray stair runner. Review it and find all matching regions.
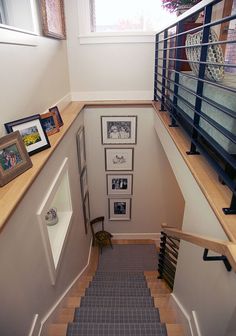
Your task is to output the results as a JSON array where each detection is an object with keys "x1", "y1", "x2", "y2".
[{"x1": 67, "y1": 244, "x2": 167, "y2": 336}]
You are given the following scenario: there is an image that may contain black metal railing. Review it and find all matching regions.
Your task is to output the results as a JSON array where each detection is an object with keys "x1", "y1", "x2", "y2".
[
  {"x1": 158, "y1": 231, "x2": 180, "y2": 289},
  {"x1": 154, "y1": 0, "x2": 236, "y2": 214}
]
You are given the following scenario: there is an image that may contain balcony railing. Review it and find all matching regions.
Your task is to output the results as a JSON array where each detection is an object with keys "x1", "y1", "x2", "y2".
[{"x1": 154, "y1": 0, "x2": 236, "y2": 214}]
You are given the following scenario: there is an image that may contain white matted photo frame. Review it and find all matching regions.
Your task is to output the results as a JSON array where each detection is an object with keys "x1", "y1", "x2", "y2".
[
  {"x1": 82, "y1": 191, "x2": 90, "y2": 234},
  {"x1": 109, "y1": 198, "x2": 131, "y2": 221},
  {"x1": 107, "y1": 174, "x2": 133, "y2": 195},
  {"x1": 76, "y1": 126, "x2": 86, "y2": 174},
  {"x1": 80, "y1": 167, "x2": 88, "y2": 199},
  {"x1": 4, "y1": 114, "x2": 51, "y2": 156},
  {"x1": 0, "y1": 131, "x2": 32, "y2": 187},
  {"x1": 101, "y1": 116, "x2": 137, "y2": 144},
  {"x1": 105, "y1": 148, "x2": 134, "y2": 171}
]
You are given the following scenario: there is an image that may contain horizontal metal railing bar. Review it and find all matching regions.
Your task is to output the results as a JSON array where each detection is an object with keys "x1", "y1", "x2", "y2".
[
  {"x1": 156, "y1": 0, "x2": 222, "y2": 35},
  {"x1": 157, "y1": 57, "x2": 236, "y2": 68},
  {"x1": 158, "y1": 68, "x2": 236, "y2": 95},
  {"x1": 156, "y1": 74, "x2": 231, "y2": 119},
  {"x1": 165, "y1": 238, "x2": 180, "y2": 251},
  {"x1": 159, "y1": 250, "x2": 178, "y2": 266},
  {"x1": 158, "y1": 258, "x2": 177, "y2": 276},
  {"x1": 156, "y1": 71, "x2": 236, "y2": 119},
  {"x1": 162, "y1": 97, "x2": 236, "y2": 176},
  {"x1": 155, "y1": 78, "x2": 236, "y2": 135},
  {"x1": 156, "y1": 80, "x2": 236, "y2": 144},
  {"x1": 161, "y1": 242, "x2": 179, "y2": 257},
  {"x1": 157, "y1": 39, "x2": 236, "y2": 52},
  {"x1": 157, "y1": 13, "x2": 236, "y2": 44}
]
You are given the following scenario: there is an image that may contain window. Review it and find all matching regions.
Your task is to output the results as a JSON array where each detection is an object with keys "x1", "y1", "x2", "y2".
[
  {"x1": 0, "y1": 0, "x2": 38, "y2": 33},
  {"x1": 78, "y1": 0, "x2": 176, "y2": 44}
]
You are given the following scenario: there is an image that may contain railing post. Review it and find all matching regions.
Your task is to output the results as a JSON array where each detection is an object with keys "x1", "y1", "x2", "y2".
[
  {"x1": 158, "y1": 232, "x2": 166, "y2": 279},
  {"x1": 160, "y1": 30, "x2": 168, "y2": 111},
  {"x1": 154, "y1": 34, "x2": 159, "y2": 101},
  {"x1": 187, "y1": 3, "x2": 213, "y2": 155}
]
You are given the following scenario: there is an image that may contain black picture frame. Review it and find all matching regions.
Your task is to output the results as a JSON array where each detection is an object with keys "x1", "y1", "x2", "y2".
[{"x1": 5, "y1": 114, "x2": 51, "y2": 156}]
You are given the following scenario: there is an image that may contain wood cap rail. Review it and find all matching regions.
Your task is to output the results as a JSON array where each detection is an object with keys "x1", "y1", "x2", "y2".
[{"x1": 161, "y1": 224, "x2": 236, "y2": 272}]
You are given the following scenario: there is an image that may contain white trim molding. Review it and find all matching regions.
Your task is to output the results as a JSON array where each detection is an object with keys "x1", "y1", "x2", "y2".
[
  {"x1": 38, "y1": 239, "x2": 93, "y2": 336},
  {"x1": 71, "y1": 91, "x2": 153, "y2": 101},
  {"x1": 111, "y1": 232, "x2": 161, "y2": 246}
]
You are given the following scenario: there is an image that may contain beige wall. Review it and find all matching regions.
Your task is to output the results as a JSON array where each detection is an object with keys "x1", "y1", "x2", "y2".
[
  {"x1": 0, "y1": 112, "x2": 91, "y2": 336},
  {"x1": 154, "y1": 112, "x2": 236, "y2": 336},
  {"x1": 0, "y1": 36, "x2": 70, "y2": 136},
  {"x1": 65, "y1": 0, "x2": 155, "y2": 100},
  {"x1": 84, "y1": 106, "x2": 184, "y2": 235}
]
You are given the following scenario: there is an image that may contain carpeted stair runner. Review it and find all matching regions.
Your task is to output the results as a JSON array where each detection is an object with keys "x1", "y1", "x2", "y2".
[{"x1": 67, "y1": 245, "x2": 167, "y2": 336}]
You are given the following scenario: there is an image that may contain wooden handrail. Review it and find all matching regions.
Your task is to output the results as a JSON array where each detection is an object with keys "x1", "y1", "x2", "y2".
[{"x1": 161, "y1": 224, "x2": 236, "y2": 272}]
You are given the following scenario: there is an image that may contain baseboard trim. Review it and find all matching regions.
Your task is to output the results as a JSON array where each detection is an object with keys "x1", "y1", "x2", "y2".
[
  {"x1": 41, "y1": 93, "x2": 71, "y2": 115},
  {"x1": 111, "y1": 233, "x2": 160, "y2": 246},
  {"x1": 171, "y1": 293, "x2": 193, "y2": 336},
  {"x1": 71, "y1": 91, "x2": 153, "y2": 101},
  {"x1": 38, "y1": 239, "x2": 93, "y2": 336}
]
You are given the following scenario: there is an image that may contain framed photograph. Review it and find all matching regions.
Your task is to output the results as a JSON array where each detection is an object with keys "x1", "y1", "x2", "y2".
[
  {"x1": 82, "y1": 192, "x2": 90, "y2": 234},
  {"x1": 40, "y1": 112, "x2": 60, "y2": 136},
  {"x1": 76, "y1": 126, "x2": 86, "y2": 174},
  {"x1": 109, "y1": 198, "x2": 131, "y2": 221},
  {"x1": 49, "y1": 106, "x2": 64, "y2": 127},
  {"x1": 101, "y1": 116, "x2": 137, "y2": 144},
  {"x1": 107, "y1": 174, "x2": 133, "y2": 195},
  {"x1": 40, "y1": 0, "x2": 66, "y2": 39},
  {"x1": 0, "y1": 131, "x2": 32, "y2": 187},
  {"x1": 4, "y1": 114, "x2": 51, "y2": 156},
  {"x1": 105, "y1": 148, "x2": 134, "y2": 171},
  {"x1": 80, "y1": 167, "x2": 88, "y2": 199}
]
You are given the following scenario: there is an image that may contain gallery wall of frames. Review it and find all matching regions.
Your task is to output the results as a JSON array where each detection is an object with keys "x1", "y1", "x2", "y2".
[{"x1": 101, "y1": 115, "x2": 137, "y2": 221}]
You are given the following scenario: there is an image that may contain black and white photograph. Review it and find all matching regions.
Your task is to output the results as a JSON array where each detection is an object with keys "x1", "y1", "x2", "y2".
[
  {"x1": 82, "y1": 192, "x2": 90, "y2": 234},
  {"x1": 107, "y1": 174, "x2": 133, "y2": 195},
  {"x1": 101, "y1": 116, "x2": 137, "y2": 144},
  {"x1": 109, "y1": 198, "x2": 131, "y2": 221},
  {"x1": 105, "y1": 148, "x2": 134, "y2": 171},
  {"x1": 80, "y1": 167, "x2": 88, "y2": 199}
]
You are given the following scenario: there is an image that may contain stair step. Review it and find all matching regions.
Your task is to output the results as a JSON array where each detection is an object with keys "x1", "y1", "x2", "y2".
[
  {"x1": 74, "y1": 307, "x2": 161, "y2": 323},
  {"x1": 94, "y1": 271, "x2": 145, "y2": 281},
  {"x1": 89, "y1": 280, "x2": 148, "y2": 288},
  {"x1": 85, "y1": 287, "x2": 151, "y2": 296},
  {"x1": 48, "y1": 323, "x2": 67, "y2": 336},
  {"x1": 67, "y1": 322, "x2": 167, "y2": 336},
  {"x1": 80, "y1": 295, "x2": 154, "y2": 307},
  {"x1": 166, "y1": 323, "x2": 185, "y2": 336}
]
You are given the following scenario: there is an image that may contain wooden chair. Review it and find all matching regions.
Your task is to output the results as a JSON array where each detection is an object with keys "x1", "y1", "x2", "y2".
[{"x1": 90, "y1": 216, "x2": 113, "y2": 254}]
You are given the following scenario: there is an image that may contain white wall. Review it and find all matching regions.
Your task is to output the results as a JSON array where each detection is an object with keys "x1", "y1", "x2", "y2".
[
  {"x1": 0, "y1": 112, "x2": 91, "y2": 336},
  {"x1": 0, "y1": 34, "x2": 70, "y2": 136},
  {"x1": 65, "y1": 0, "x2": 155, "y2": 100},
  {"x1": 154, "y1": 112, "x2": 236, "y2": 336},
  {"x1": 84, "y1": 106, "x2": 184, "y2": 237}
]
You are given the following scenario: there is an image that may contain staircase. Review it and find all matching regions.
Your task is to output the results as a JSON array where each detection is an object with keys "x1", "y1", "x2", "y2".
[{"x1": 48, "y1": 244, "x2": 184, "y2": 336}]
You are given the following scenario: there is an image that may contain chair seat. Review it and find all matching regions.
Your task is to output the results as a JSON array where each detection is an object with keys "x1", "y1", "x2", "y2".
[{"x1": 95, "y1": 231, "x2": 112, "y2": 242}]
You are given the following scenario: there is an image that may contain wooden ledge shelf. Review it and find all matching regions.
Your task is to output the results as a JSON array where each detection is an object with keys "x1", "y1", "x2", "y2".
[{"x1": 152, "y1": 101, "x2": 236, "y2": 243}]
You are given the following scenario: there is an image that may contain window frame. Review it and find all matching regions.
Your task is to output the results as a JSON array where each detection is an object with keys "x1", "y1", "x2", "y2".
[{"x1": 78, "y1": 0, "x2": 160, "y2": 44}]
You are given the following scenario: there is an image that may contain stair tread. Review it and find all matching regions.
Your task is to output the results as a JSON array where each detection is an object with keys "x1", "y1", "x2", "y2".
[
  {"x1": 90, "y1": 280, "x2": 147, "y2": 287},
  {"x1": 85, "y1": 287, "x2": 151, "y2": 296},
  {"x1": 80, "y1": 295, "x2": 154, "y2": 307},
  {"x1": 67, "y1": 322, "x2": 167, "y2": 336},
  {"x1": 74, "y1": 307, "x2": 161, "y2": 323}
]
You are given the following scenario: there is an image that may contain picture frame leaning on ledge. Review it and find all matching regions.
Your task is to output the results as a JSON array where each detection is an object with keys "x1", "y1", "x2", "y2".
[{"x1": 0, "y1": 131, "x2": 32, "y2": 187}]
